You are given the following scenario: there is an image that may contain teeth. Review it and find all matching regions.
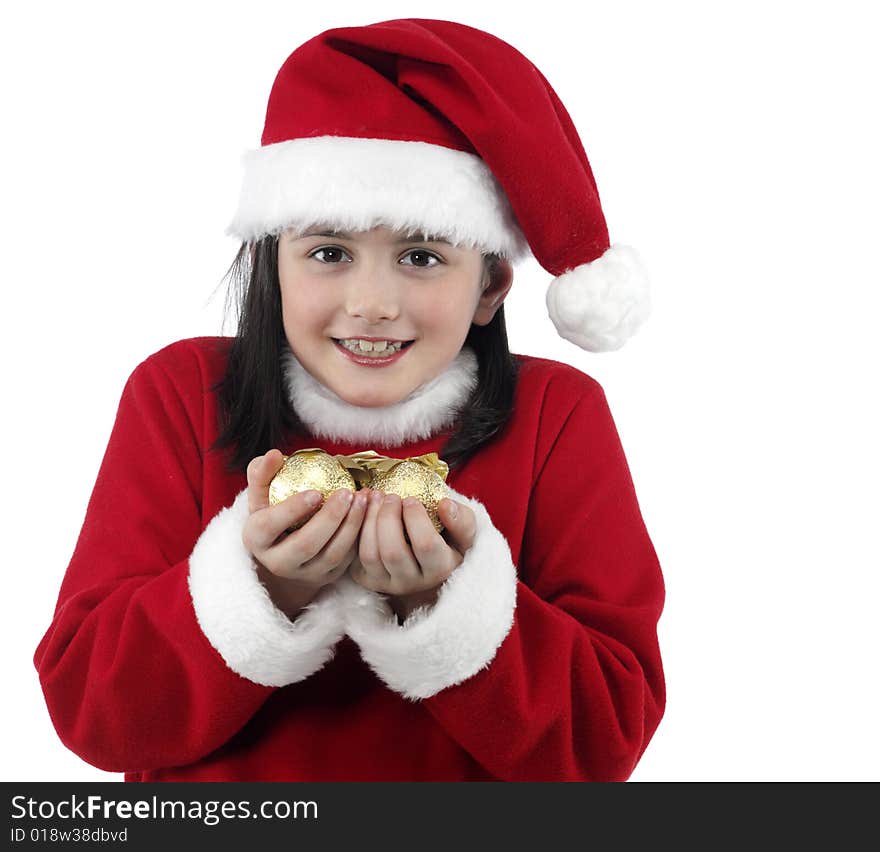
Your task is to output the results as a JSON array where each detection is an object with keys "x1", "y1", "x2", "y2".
[{"x1": 338, "y1": 338, "x2": 406, "y2": 355}]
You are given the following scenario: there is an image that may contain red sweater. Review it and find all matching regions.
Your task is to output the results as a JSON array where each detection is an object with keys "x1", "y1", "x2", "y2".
[{"x1": 34, "y1": 337, "x2": 665, "y2": 781}]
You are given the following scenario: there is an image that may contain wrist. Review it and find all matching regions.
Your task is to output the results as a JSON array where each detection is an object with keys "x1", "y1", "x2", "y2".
[
  {"x1": 389, "y1": 587, "x2": 440, "y2": 624},
  {"x1": 255, "y1": 561, "x2": 323, "y2": 620}
]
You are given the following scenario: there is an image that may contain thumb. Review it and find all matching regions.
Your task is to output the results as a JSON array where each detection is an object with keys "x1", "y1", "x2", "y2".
[
  {"x1": 438, "y1": 498, "x2": 476, "y2": 553},
  {"x1": 247, "y1": 449, "x2": 286, "y2": 513}
]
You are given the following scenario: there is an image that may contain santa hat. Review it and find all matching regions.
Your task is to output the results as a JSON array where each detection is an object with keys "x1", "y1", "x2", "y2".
[{"x1": 228, "y1": 18, "x2": 650, "y2": 352}]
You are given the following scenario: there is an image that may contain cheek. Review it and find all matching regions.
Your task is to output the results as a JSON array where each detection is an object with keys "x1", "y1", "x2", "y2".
[
  {"x1": 413, "y1": 286, "x2": 479, "y2": 334},
  {"x1": 278, "y1": 254, "x2": 324, "y2": 330},
  {"x1": 280, "y1": 283, "x2": 328, "y2": 333}
]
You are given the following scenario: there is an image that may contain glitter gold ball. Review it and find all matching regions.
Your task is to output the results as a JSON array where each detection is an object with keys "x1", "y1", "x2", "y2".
[
  {"x1": 369, "y1": 460, "x2": 450, "y2": 533},
  {"x1": 269, "y1": 450, "x2": 356, "y2": 530}
]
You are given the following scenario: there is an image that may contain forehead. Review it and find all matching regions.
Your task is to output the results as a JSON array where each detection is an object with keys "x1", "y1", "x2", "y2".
[{"x1": 283, "y1": 224, "x2": 453, "y2": 245}]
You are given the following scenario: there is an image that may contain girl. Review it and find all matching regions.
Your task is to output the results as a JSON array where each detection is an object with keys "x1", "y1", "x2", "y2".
[{"x1": 34, "y1": 18, "x2": 665, "y2": 781}]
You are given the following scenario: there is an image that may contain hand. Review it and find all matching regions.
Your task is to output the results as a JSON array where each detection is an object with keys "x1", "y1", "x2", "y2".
[
  {"x1": 242, "y1": 449, "x2": 370, "y2": 616},
  {"x1": 350, "y1": 490, "x2": 477, "y2": 621}
]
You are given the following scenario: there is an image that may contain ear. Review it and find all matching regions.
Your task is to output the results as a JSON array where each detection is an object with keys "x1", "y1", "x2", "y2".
[{"x1": 472, "y1": 259, "x2": 514, "y2": 327}]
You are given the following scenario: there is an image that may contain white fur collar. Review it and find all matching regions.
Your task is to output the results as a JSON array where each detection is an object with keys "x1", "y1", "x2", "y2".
[{"x1": 282, "y1": 345, "x2": 478, "y2": 446}]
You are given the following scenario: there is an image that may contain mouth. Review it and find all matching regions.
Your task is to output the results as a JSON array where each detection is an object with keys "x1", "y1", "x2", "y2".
[
  {"x1": 330, "y1": 337, "x2": 416, "y2": 364},
  {"x1": 330, "y1": 337, "x2": 415, "y2": 357}
]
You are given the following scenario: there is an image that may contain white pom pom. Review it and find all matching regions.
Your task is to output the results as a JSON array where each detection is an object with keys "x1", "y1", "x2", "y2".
[{"x1": 545, "y1": 245, "x2": 651, "y2": 352}]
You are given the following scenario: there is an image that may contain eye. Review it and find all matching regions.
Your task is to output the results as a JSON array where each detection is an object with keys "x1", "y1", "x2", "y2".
[
  {"x1": 309, "y1": 246, "x2": 353, "y2": 264},
  {"x1": 400, "y1": 250, "x2": 442, "y2": 268}
]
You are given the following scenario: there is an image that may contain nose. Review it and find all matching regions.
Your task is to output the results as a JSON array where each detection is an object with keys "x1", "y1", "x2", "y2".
[{"x1": 344, "y1": 264, "x2": 401, "y2": 323}]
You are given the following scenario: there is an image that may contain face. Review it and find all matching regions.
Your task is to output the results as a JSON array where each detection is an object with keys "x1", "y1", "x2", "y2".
[{"x1": 277, "y1": 225, "x2": 511, "y2": 408}]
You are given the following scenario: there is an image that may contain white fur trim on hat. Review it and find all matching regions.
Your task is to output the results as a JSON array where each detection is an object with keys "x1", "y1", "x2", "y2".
[
  {"x1": 338, "y1": 487, "x2": 517, "y2": 700},
  {"x1": 187, "y1": 490, "x2": 345, "y2": 687},
  {"x1": 227, "y1": 136, "x2": 529, "y2": 260},
  {"x1": 546, "y1": 244, "x2": 651, "y2": 352},
  {"x1": 283, "y1": 344, "x2": 479, "y2": 447}
]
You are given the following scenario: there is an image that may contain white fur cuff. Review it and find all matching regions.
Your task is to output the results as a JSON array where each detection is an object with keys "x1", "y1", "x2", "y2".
[
  {"x1": 339, "y1": 488, "x2": 517, "y2": 700},
  {"x1": 187, "y1": 490, "x2": 345, "y2": 687}
]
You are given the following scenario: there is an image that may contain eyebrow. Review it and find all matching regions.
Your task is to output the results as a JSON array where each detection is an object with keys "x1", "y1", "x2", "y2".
[{"x1": 300, "y1": 229, "x2": 451, "y2": 245}]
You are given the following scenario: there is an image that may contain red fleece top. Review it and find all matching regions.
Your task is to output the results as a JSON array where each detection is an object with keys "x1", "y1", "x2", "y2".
[{"x1": 35, "y1": 336, "x2": 665, "y2": 781}]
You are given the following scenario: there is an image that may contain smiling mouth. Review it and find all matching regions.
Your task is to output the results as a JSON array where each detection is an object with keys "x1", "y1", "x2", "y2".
[{"x1": 331, "y1": 338, "x2": 416, "y2": 353}]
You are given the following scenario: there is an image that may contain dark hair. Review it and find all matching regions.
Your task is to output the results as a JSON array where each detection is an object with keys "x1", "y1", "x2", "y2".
[{"x1": 211, "y1": 235, "x2": 519, "y2": 473}]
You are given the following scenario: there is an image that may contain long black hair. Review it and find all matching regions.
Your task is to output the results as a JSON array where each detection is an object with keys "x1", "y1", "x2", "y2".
[{"x1": 211, "y1": 235, "x2": 519, "y2": 473}]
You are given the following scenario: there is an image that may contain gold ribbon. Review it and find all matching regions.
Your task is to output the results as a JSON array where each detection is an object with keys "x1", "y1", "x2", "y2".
[{"x1": 289, "y1": 448, "x2": 449, "y2": 489}]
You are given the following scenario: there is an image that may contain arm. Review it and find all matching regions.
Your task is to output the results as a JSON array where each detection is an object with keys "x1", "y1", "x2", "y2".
[
  {"x1": 341, "y1": 383, "x2": 665, "y2": 781},
  {"x1": 34, "y1": 350, "x2": 345, "y2": 773}
]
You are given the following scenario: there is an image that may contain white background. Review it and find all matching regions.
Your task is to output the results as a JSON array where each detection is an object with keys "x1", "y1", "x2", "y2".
[{"x1": 3, "y1": 0, "x2": 878, "y2": 782}]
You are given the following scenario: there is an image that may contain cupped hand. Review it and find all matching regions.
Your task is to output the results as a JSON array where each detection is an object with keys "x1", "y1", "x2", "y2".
[
  {"x1": 350, "y1": 490, "x2": 477, "y2": 620},
  {"x1": 242, "y1": 449, "x2": 370, "y2": 597}
]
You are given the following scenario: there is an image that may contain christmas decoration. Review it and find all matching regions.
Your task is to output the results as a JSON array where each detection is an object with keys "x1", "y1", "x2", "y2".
[
  {"x1": 346, "y1": 450, "x2": 450, "y2": 533},
  {"x1": 268, "y1": 448, "x2": 450, "y2": 533},
  {"x1": 268, "y1": 449, "x2": 357, "y2": 529}
]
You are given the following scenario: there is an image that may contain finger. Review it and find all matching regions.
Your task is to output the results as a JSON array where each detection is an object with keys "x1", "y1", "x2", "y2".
[
  {"x1": 304, "y1": 487, "x2": 370, "y2": 573},
  {"x1": 271, "y1": 487, "x2": 354, "y2": 566},
  {"x1": 243, "y1": 489, "x2": 324, "y2": 554},
  {"x1": 438, "y1": 498, "x2": 477, "y2": 555},
  {"x1": 246, "y1": 449, "x2": 286, "y2": 512},
  {"x1": 402, "y1": 497, "x2": 448, "y2": 579},
  {"x1": 357, "y1": 489, "x2": 391, "y2": 585},
  {"x1": 377, "y1": 494, "x2": 421, "y2": 584}
]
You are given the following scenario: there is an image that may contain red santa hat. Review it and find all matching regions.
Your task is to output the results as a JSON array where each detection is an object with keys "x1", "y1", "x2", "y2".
[{"x1": 228, "y1": 18, "x2": 650, "y2": 352}]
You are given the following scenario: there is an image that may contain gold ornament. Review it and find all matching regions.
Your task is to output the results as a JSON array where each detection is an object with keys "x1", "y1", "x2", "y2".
[
  {"x1": 363, "y1": 454, "x2": 450, "y2": 533},
  {"x1": 267, "y1": 447, "x2": 452, "y2": 535},
  {"x1": 269, "y1": 449, "x2": 356, "y2": 530}
]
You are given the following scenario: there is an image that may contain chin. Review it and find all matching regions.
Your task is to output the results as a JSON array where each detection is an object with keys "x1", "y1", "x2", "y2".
[{"x1": 336, "y1": 388, "x2": 404, "y2": 408}]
